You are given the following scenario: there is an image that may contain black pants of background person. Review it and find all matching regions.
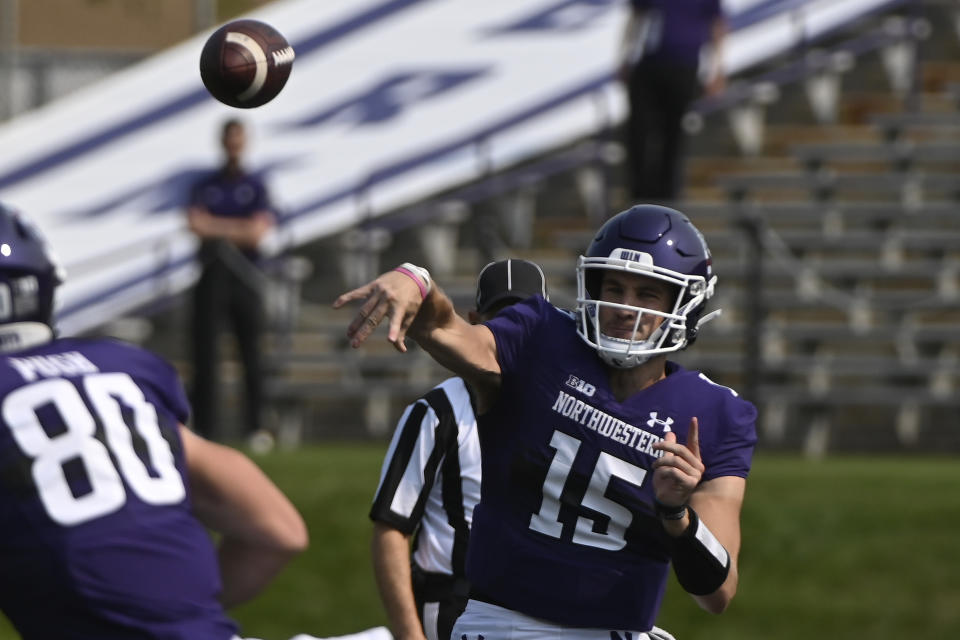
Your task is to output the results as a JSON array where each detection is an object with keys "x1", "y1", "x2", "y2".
[
  {"x1": 625, "y1": 59, "x2": 700, "y2": 201},
  {"x1": 412, "y1": 565, "x2": 469, "y2": 640},
  {"x1": 190, "y1": 240, "x2": 265, "y2": 441}
]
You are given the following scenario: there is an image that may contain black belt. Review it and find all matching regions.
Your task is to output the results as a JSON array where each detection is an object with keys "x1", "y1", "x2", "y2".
[
  {"x1": 411, "y1": 565, "x2": 471, "y2": 602},
  {"x1": 467, "y1": 588, "x2": 512, "y2": 610}
]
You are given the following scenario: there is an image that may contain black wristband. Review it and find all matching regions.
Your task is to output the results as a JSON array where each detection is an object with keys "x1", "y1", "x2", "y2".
[
  {"x1": 669, "y1": 506, "x2": 731, "y2": 596},
  {"x1": 654, "y1": 498, "x2": 688, "y2": 521}
]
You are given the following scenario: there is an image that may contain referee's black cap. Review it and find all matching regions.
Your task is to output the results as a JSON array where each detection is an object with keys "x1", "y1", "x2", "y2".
[{"x1": 475, "y1": 259, "x2": 549, "y2": 314}]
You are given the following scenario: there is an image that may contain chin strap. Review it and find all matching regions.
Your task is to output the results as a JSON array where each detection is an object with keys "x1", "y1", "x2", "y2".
[{"x1": 696, "y1": 308, "x2": 722, "y2": 330}]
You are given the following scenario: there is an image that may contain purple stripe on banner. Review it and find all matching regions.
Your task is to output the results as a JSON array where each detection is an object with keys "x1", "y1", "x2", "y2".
[
  {"x1": 285, "y1": 71, "x2": 614, "y2": 221},
  {"x1": 728, "y1": 0, "x2": 813, "y2": 31},
  {"x1": 57, "y1": 254, "x2": 194, "y2": 321}
]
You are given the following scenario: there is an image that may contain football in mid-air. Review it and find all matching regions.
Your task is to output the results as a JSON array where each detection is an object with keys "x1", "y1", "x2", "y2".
[{"x1": 199, "y1": 19, "x2": 295, "y2": 109}]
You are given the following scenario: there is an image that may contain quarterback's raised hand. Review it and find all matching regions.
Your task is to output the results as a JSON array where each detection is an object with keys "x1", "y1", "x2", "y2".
[
  {"x1": 651, "y1": 417, "x2": 704, "y2": 508},
  {"x1": 333, "y1": 270, "x2": 424, "y2": 352}
]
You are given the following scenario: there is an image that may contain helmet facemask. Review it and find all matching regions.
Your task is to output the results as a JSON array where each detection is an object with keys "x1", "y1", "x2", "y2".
[{"x1": 576, "y1": 252, "x2": 716, "y2": 369}]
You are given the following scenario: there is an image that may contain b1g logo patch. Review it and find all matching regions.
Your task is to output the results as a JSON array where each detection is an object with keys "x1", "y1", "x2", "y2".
[{"x1": 565, "y1": 374, "x2": 596, "y2": 397}]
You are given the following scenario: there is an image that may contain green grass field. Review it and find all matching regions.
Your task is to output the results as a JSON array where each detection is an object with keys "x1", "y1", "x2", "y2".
[{"x1": 2, "y1": 444, "x2": 959, "y2": 639}]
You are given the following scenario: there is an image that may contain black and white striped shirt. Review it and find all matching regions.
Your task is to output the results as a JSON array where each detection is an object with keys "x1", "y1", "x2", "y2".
[{"x1": 370, "y1": 377, "x2": 481, "y2": 576}]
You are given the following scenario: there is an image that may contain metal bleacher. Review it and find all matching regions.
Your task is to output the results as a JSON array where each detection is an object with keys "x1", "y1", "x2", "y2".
[
  {"x1": 240, "y1": 0, "x2": 960, "y2": 454},
  {"x1": 697, "y1": 8, "x2": 960, "y2": 452}
]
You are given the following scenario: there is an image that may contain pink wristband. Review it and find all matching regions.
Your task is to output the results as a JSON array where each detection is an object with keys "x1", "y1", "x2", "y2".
[{"x1": 394, "y1": 266, "x2": 428, "y2": 300}]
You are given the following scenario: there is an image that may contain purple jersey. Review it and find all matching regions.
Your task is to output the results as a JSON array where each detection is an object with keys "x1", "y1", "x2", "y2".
[
  {"x1": 190, "y1": 168, "x2": 272, "y2": 261},
  {"x1": 469, "y1": 296, "x2": 756, "y2": 630},
  {"x1": 632, "y1": 0, "x2": 722, "y2": 67},
  {"x1": 190, "y1": 168, "x2": 270, "y2": 220},
  {"x1": 0, "y1": 337, "x2": 237, "y2": 640}
]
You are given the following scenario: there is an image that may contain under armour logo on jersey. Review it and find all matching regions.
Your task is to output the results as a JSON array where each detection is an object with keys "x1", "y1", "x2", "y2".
[
  {"x1": 565, "y1": 374, "x2": 596, "y2": 397},
  {"x1": 461, "y1": 635, "x2": 484, "y2": 640},
  {"x1": 647, "y1": 412, "x2": 673, "y2": 432}
]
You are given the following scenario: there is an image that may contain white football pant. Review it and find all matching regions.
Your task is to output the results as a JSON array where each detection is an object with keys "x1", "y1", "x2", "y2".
[{"x1": 452, "y1": 600, "x2": 676, "y2": 640}]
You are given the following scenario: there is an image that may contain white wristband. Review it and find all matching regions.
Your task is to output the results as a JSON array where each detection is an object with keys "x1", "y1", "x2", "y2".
[{"x1": 395, "y1": 262, "x2": 432, "y2": 298}]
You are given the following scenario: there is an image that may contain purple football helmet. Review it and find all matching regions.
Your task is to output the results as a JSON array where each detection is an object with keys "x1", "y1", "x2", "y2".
[
  {"x1": 0, "y1": 203, "x2": 64, "y2": 327},
  {"x1": 576, "y1": 204, "x2": 718, "y2": 368}
]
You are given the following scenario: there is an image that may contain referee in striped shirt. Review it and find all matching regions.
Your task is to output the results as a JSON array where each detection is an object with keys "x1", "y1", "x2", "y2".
[{"x1": 370, "y1": 259, "x2": 549, "y2": 640}]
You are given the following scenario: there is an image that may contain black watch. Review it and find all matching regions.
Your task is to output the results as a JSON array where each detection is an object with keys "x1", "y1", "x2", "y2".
[{"x1": 654, "y1": 499, "x2": 688, "y2": 521}]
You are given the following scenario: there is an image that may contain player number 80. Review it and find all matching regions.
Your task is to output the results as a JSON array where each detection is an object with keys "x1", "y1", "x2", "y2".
[{"x1": 2, "y1": 372, "x2": 186, "y2": 526}]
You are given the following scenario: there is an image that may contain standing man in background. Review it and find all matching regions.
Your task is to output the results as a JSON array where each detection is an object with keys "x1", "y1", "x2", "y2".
[
  {"x1": 369, "y1": 259, "x2": 549, "y2": 640},
  {"x1": 187, "y1": 118, "x2": 275, "y2": 449},
  {"x1": 621, "y1": 0, "x2": 727, "y2": 201}
]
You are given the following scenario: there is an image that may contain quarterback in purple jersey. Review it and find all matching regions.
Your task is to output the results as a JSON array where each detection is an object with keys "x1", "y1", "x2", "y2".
[
  {"x1": 336, "y1": 204, "x2": 757, "y2": 637},
  {"x1": 0, "y1": 204, "x2": 308, "y2": 640}
]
